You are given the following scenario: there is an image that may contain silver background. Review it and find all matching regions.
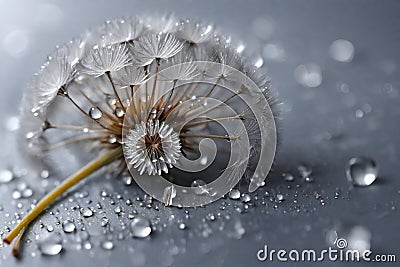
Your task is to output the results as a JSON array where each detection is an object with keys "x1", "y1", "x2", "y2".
[{"x1": 0, "y1": 0, "x2": 399, "y2": 266}]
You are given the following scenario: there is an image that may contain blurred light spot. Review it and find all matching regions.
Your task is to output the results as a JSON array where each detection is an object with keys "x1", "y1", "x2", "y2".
[
  {"x1": 329, "y1": 39, "x2": 354, "y2": 62},
  {"x1": 253, "y1": 57, "x2": 264, "y2": 68},
  {"x1": 263, "y1": 43, "x2": 286, "y2": 62},
  {"x1": 236, "y1": 44, "x2": 245, "y2": 54},
  {"x1": 294, "y1": 63, "x2": 322, "y2": 88},
  {"x1": 5, "y1": 116, "x2": 20, "y2": 132},
  {"x1": 3, "y1": 29, "x2": 29, "y2": 57},
  {"x1": 252, "y1": 16, "x2": 274, "y2": 39}
]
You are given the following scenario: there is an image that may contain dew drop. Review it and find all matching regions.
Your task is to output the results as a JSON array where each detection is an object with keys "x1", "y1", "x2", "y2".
[
  {"x1": 81, "y1": 208, "x2": 94, "y2": 217},
  {"x1": 329, "y1": 39, "x2": 354, "y2": 62},
  {"x1": 101, "y1": 240, "x2": 114, "y2": 250},
  {"x1": 89, "y1": 107, "x2": 102, "y2": 120},
  {"x1": 122, "y1": 175, "x2": 133, "y2": 185},
  {"x1": 108, "y1": 135, "x2": 117, "y2": 144},
  {"x1": 0, "y1": 169, "x2": 14, "y2": 183},
  {"x1": 241, "y1": 193, "x2": 251, "y2": 203},
  {"x1": 178, "y1": 223, "x2": 186, "y2": 230},
  {"x1": 276, "y1": 194, "x2": 284, "y2": 202},
  {"x1": 346, "y1": 157, "x2": 378, "y2": 186},
  {"x1": 114, "y1": 107, "x2": 125, "y2": 118},
  {"x1": 62, "y1": 220, "x2": 76, "y2": 233},
  {"x1": 282, "y1": 172, "x2": 294, "y2": 182},
  {"x1": 130, "y1": 216, "x2": 152, "y2": 238},
  {"x1": 38, "y1": 237, "x2": 63, "y2": 256},
  {"x1": 228, "y1": 189, "x2": 241, "y2": 200}
]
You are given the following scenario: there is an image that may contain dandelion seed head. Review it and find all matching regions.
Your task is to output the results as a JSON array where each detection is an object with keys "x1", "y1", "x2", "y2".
[{"x1": 20, "y1": 14, "x2": 279, "y2": 202}]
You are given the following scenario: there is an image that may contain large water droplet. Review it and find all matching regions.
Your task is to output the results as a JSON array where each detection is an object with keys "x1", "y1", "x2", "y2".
[
  {"x1": 38, "y1": 236, "x2": 63, "y2": 256},
  {"x1": 0, "y1": 169, "x2": 14, "y2": 183},
  {"x1": 228, "y1": 189, "x2": 241, "y2": 200},
  {"x1": 346, "y1": 157, "x2": 378, "y2": 186},
  {"x1": 130, "y1": 216, "x2": 152, "y2": 238},
  {"x1": 89, "y1": 107, "x2": 102, "y2": 120},
  {"x1": 62, "y1": 220, "x2": 76, "y2": 233},
  {"x1": 329, "y1": 39, "x2": 355, "y2": 62}
]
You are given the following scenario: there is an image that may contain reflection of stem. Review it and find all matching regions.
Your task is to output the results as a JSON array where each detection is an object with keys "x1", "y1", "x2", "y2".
[
  {"x1": 12, "y1": 226, "x2": 26, "y2": 257},
  {"x1": 3, "y1": 147, "x2": 123, "y2": 246}
]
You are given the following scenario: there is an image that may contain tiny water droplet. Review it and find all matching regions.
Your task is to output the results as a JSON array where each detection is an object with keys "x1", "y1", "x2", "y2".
[
  {"x1": 346, "y1": 157, "x2": 378, "y2": 186},
  {"x1": 108, "y1": 135, "x2": 117, "y2": 144},
  {"x1": 101, "y1": 240, "x2": 114, "y2": 250},
  {"x1": 81, "y1": 208, "x2": 93, "y2": 217},
  {"x1": 241, "y1": 193, "x2": 251, "y2": 203},
  {"x1": 276, "y1": 194, "x2": 284, "y2": 202},
  {"x1": 282, "y1": 173, "x2": 294, "y2": 182},
  {"x1": 114, "y1": 107, "x2": 125, "y2": 118},
  {"x1": 62, "y1": 220, "x2": 76, "y2": 233},
  {"x1": 178, "y1": 223, "x2": 186, "y2": 230},
  {"x1": 122, "y1": 175, "x2": 132, "y2": 185},
  {"x1": 130, "y1": 216, "x2": 152, "y2": 238},
  {"x1": 89, "y1": 107, "x2": 102, "y2": 120},
  {"x1": 228, "y1": 189, "x2": 241, "y2": 200}
]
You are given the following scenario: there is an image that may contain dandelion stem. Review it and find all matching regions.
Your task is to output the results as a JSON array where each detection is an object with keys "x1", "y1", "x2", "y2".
[
  {"x1": 106, "y1": 71, "x2": 126, "y2": 112},
  {"x1": 3, "y1": 147, "x2": 123, "y2": 246}
]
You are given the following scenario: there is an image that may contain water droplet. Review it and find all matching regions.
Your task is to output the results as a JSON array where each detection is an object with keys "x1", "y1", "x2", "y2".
[
  {"x1": 294, "y1": 63, "x2": 322, "y2": 88},
  {"x1": 162, "y1": 185, "x2": 176, "y2": 206},
  {"x1": 89, "y1": 107, "x2": 102, "y2": 120},
  {"x1": 241, "y1": 193, "x2": 251, "y2": 203},
  {"x1": 191, "y1": 179, "x2": 208, "y2": 195},
  {"x1": 101, "y1": 240, "x2": 114, "y2": 250},
  {"x1": 38, "y1": 236, "x2": 63, "y2": 256},
  {"x1": 114, "y1": 206, "x2": 122, "y2": 214},
  {"x1": 108, "y1": 135, "x2": 117, "y2": 144},
  {"x1": 83, "y1": 241, "x2": 92, "y2": 250},
  {"x1": 276, "y1": 194, "x2": 284, "y2": 202},
  {"x1": 178, "y1": 223, "x2": 186, "y2": 230},
  {"x1": 298, "y1": 165, "x2": 312, "y2": 178},
  {"x1": 346, "y1": 157, "x2": 378, "y2": 186},
  {"x1": 0, "y1": 169, "x2": 14, "y2": 183},
  {"x1": 62, "y1": 220, "x2": 76, "y2": 233},
  {"x1": 130, "y1": 216, "x2": 152, "y2": 238},
  {"x1": 22, "y1": 188, "x2": 33, "y2": 198},
  {"x1": 114, "y1": 107, "x2": 125, "y2": 118},
  {"x1": 282, "y1": 173, "x2": 294, "y2": 182},
  {"x1": 81, "y1": 208, "x2": 94, "y2": 217},
  {"x1": 228, "y1": 189, "x2": 241, "y2": 200},
  {"x1": 40, "y1": 169, "x2": 50, "y2": 179},
  {"x1": 355, "y1": 109, "x2": 364, "y2": 118},
  {"x1": 122, "y1": 175, "x2": 132, "y2": 185},
  {"x1": 329, "y1": 39, "x2": 354, "y2": 62}
]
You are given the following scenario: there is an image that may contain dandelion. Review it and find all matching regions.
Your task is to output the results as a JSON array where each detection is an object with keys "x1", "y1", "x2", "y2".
[{"x1": 4, "y1": 15, "x2": 279, "y2": 256}]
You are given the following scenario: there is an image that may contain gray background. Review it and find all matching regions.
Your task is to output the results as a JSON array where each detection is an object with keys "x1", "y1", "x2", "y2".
[{"x1": 0, "y1": 0, "x2": 399, "y2": 266}]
